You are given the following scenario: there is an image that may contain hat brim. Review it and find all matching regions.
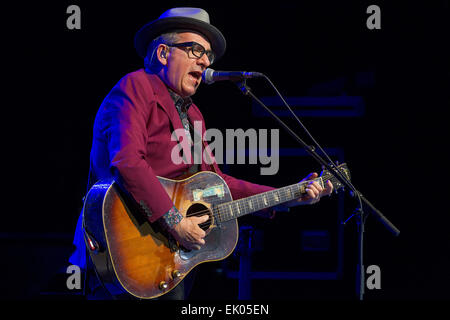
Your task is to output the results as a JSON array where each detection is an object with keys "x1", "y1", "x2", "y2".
[{"x1": 134, "y1": 17, "x2": 226, "y2": 61}]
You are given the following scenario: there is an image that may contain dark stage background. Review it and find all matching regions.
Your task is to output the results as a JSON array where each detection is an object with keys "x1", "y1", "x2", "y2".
[{"x1": 2, "y1": 0, "x2": 449, "y2": 302}]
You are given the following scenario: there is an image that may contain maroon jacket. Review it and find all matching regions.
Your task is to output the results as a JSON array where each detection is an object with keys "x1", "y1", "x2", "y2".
[{"x1": 90, "y1": 69, "x2": 274, "y2": 222}]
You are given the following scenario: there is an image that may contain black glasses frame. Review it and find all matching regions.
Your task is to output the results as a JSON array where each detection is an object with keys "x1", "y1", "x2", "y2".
[{"x1": 168, "y1": 41, "x2": 215, "y2": 64}]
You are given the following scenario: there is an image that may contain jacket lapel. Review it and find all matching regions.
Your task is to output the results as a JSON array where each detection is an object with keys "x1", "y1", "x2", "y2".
[
  {"x1": 144, "y1": 72, "x2": 185, "y2": 141},
  {"x1": 143, "y1": 71, "x2": 217, "y2": 172}
]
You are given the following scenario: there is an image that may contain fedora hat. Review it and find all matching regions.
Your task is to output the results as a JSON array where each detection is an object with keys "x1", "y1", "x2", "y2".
[{"x1": 134, "y1": 7, "x2": 226, "y2": 61}]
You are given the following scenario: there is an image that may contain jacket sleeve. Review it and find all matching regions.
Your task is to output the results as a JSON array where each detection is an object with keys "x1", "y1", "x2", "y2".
[
  {"x1": 217, "y1": 168, "x2": 275, "y2": 199},
  {"x1": 199, "y1": 130, "x2": 277, "y2": 218},
  {"x1": 190, "y1": 104, "x2": 276, "y2": 201},
  {"x1": 101, "y1": 74, "x2": 173, "y2": 223},
  {"x1": 214, "y1": 166, "x2": 278, "y2": 219}
]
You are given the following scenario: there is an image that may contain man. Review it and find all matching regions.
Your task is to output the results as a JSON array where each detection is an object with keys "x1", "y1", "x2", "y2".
[{"x1": 70, "y1": 7, "x2": 332, "y2": 300}]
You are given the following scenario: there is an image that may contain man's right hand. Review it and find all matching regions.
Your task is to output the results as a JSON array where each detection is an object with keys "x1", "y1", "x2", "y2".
[{"x1": 170, "y1": 215, "x2": 209, "y2": 250}]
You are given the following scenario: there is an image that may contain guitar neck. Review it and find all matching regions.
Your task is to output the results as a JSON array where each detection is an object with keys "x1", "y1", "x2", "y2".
[{"x1": 214, "y1": 177, "x2": 324, "y2": 223}]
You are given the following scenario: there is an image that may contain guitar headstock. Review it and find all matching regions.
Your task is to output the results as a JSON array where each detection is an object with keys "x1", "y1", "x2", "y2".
[{"x1": 321, "y1": 163, "x2": 351, "y2": 193}]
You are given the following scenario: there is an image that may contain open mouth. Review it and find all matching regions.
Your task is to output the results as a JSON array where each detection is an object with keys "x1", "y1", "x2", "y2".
[{"x1": 188, "y1": 71, "x2": 202, "y2": 82}]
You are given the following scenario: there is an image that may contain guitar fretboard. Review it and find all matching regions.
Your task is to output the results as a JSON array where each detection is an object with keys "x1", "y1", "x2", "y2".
[{"x1": 213, "y1": 177, "x2": 324, "y2": 223}]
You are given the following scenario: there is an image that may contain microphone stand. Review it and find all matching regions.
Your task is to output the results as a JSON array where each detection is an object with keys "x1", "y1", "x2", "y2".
[{"x1": 234, "y1": 78, "x2": 400, "y2": 301}]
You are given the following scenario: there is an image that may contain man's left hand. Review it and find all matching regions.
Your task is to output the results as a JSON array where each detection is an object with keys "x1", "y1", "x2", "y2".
[{"x1": 286, "y1": 172, "x2": 333, "y2": 207}]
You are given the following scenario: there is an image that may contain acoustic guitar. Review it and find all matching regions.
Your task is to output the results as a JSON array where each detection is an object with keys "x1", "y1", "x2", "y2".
[{"x1": 82, "y1": 164, "x2": 350, "y2": 299}]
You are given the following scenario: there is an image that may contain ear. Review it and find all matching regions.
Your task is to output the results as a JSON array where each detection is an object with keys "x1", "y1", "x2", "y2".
[{"x1": 156, "y1": 44, "x2": 168, "y2": 66}]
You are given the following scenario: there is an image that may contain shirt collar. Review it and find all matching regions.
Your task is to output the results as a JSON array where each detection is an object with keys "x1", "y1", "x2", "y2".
[{"x1": 166, "y1": 87, "x2": 193, "y2": 113}]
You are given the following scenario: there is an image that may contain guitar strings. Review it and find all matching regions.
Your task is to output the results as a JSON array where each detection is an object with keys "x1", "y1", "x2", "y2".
[
  {"x1": 184, "y1": 185, "x2": 307, "y2": 224},
  {"x1": 189, "y1": 177, "x2": 327, "y2": 220},
  {"x1": 191, "y1": 174, "x2": 339, "y2": 222},
  {"x1": 187, "y1": 181, "x2": 312, "y2": 222},
  {"x1": 180, "y1": 172, "x2": 342, "y2": 227}
]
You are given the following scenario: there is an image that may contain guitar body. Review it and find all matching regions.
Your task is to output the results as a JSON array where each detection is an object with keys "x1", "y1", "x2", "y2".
[
  {"x1": 82, "y1": 163, "x2": 350, "y2": 299},
  {"x1": 82, "y1": 171, "x2": 237, "y2": 299}
]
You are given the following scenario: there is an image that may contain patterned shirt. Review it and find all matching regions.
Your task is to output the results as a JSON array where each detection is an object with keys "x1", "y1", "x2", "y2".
[{"x1": 160, "y1": 88, "x2": 200, "y2": 229}]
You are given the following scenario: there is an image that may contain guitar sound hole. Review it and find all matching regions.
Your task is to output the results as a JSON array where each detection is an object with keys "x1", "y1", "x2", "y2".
[{"x1": 186, "y1": 203, "x2": 212, "y2": 231}]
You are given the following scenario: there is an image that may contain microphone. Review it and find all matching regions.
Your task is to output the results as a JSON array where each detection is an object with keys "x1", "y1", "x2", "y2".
[{"x1": 202, "y1": 68, "x2": 263, "y2": 85}]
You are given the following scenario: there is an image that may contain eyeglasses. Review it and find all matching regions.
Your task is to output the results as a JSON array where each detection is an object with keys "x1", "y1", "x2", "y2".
[{"x1": 168, "y1": 41, "x2": 215, "y2": 64}]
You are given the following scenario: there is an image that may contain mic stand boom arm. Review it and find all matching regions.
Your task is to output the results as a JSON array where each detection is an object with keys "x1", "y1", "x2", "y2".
[{"x1": 234, "y1": 79, "x2": 400, "y2": 300}]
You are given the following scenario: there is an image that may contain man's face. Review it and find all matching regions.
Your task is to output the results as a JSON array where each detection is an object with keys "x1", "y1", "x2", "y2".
[{"x1": 160, "y1": 32, "x2": 212, "y2": 97}]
